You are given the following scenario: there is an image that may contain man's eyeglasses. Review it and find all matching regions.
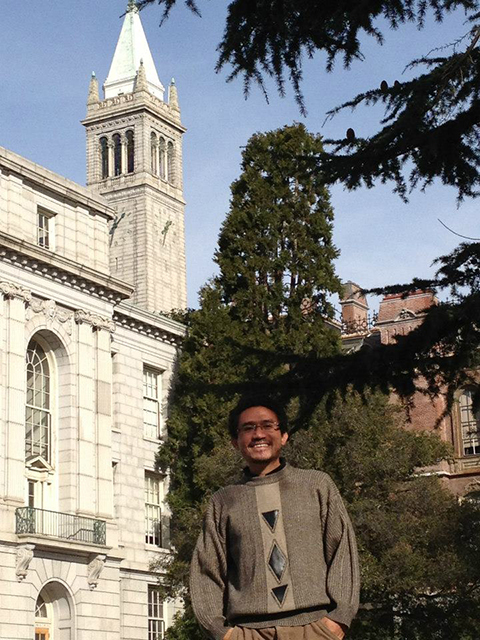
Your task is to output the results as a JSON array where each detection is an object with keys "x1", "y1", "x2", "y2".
[{"x1": 237, "y1": 420, "x2": 280, "y2": 435}]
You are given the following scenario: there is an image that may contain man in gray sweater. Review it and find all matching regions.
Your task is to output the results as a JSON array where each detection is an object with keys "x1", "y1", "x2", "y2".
[{"x1": 190, "y1": 395, "x2": 360, "y2": 640}]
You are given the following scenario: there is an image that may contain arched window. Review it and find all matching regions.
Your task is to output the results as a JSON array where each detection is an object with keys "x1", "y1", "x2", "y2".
[
  {"x1": 113, "y1": 133, "x2": 122, "y2": 176},
  {"x1": 167, "y1": 141, "x2": 175, "y2": 185},
  {"x1": 26, "y1": 340, "x2": 51, "y2": 463},
  {"x1": 126, "y1": 129, "x2": 135, "y2": 174},
  {"x1": 159, "y1": 137, "x2": 166, "y2": 180},
  {"x1": 100, "y1": 137, "x2": 108, "y2": 179},
  {"x1": 151, "y1": 132, "x2": 157, "y2": 174},
  {"x1": 459, "y1": 388, "x2": 480, "y2": 455}
]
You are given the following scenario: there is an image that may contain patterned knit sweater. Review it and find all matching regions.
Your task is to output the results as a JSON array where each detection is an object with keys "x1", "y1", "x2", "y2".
[{"x1": 190, "y1": 464, "x2": 360, "y2": 640}]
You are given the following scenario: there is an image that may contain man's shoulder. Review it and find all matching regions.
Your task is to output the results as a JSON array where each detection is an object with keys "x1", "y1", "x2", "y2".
[{"x1": 286, "y1": 465, "x2": 333, "y2": 486}]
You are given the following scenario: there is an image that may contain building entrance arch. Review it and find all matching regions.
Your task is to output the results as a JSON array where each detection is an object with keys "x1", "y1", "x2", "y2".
[{"x1": 35, "y1": 581, "x2": 75, "y2": 640}]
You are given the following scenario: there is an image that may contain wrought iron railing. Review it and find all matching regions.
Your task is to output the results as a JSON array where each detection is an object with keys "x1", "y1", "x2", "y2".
[{"x1": 16, "y1": 507, "x2": 106, "y2": 545}]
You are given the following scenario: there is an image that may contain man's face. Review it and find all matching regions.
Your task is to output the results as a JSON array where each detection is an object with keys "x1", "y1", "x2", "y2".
[{"x1": 232, "y1": 405, "x2": 288, "y2": 472}]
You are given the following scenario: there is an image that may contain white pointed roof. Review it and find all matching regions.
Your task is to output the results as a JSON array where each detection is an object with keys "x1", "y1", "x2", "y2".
[{"x1": 104, "y1": 2, "x2": 164, "y2": 100}]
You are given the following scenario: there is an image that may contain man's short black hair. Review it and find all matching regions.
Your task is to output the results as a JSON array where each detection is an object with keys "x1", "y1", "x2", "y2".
[{"x1": 228, "y1": 394, "x2": 288, "y2": 438}]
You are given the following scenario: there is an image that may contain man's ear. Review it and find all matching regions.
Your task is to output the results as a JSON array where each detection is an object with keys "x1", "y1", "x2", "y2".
[
  {"x1": 281, "y1": 432, "x2": 289, "y2": 446},
  {"x1": 231, "y1": 438, "x2": 239, "y2": 451}
]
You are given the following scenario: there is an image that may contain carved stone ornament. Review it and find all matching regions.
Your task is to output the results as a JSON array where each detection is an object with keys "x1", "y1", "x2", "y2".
[
  {"x1": 27, "y1": 298, "x2": 74, "y2": 335},
  {"x1": 0, "y1": 281, "x2": 32, "y2": 302},
  {"x1": 396, "y1": 308, "x2": 417, "y2": 321},
  {"x1": 16, "y1": 544, "x2": 35, "y2": 582},
  {"x1": 74, "y1": 309, "x2": 116, "y2": 333},
  {"x1": 87, "y1": 553, "x2": 106, "y2": 590}
]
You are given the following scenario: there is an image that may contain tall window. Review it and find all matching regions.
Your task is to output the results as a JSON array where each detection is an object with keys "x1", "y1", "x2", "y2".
[
  {"x1": 459, "y1": 389, "x2": 480, "y2": 456},
  {"x1": 144, "y1": 367, "x2": 161, "y2": 439},
  {"x1": 126, "y1": 129, "x2": 135, "y2": 173},
  {"x1": 151, "y1": 132, "x2": 158, "y2": 174},
  {"x1": 159, "y1": 138, "x2": 166, "y2": 179},
  {"x1": 100, "y1": 136, "x2": 109, "y2": 179},
  {"x1": 167, "y1": 141, "x2": 175, "y2": 184},
  {"x1": 145, "y1": 473, "x2": 168, "y2": 547},
  {"x1": 37, "y1": 209, "x2": 53, "y2": 249},
  {"x1": 113, "y1": 133, "x2": 122, "y2": 176},
  {"x1": 26, "y1": 340, "x2": 51, "y2": 463},
  {"x1": 148, "y1": 586, "x2": 165, "y2": 640}
]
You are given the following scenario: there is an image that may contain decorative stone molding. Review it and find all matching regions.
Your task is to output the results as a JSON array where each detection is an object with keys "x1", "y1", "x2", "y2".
[
  {"x1": 0, "y1": 234, "x2": 133, "y2": 303},
  {"x1": 16, "y1": 543, "x2": 35, "y2": 581},
  {"x1": 0, "y1": 281, "x2": 31, "y2": 302},
  {"x1": 27, "y1": 298, "x2": 74, "y2": 335},
  {"x1": 87, "y1": 553, "x2": 106, "y2": 590},
  {"x1": 113, "y1": 310, "x2": 182, "y2": 345},
  {"x1": 74, "y1": 309, "x2": 116, "y2": 333},
  {"x1": 396, "y1": 308, "x2": 417, "y2": 321}
]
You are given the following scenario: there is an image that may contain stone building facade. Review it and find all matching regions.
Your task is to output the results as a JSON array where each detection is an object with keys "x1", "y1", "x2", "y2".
[
  {"x1": 341, "y1": 284, "x2": 480, "y2": 496},
  {"x1": 0, "y1": 3, "x2": 186, "y2": 639}
]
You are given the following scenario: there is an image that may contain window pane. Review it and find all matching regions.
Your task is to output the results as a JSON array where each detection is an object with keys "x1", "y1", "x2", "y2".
[
  {"x1": 145, "y1": 474, "x2": 163, "y2": 546},
  {"x1": 25, "y1": 340, "x2": 51, "y2": 463},
  {"x1": 143, "y1": 368, "x2": 161, "y2": 438},
  {"x1": 100, "y1": 137, "x2": 108, "y2": 178},
  {"x1": 127, "y1": 130, "x2": 134, "y2": 173},
  {"x1": 37, "y1": 213, "x2": 50, "y2": 249},
  {"x1": 460, "y1": 389, "x2": 480, "y2": 455},
  {"x1": 113, "y1": 134, "x2": 122, "y2": 176},
  {"x1": 148, "y1": 586, "x2": 164, "y2": 640}
]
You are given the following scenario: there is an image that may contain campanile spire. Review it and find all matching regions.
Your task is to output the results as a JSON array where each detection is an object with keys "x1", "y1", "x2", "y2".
[{"x1": 103, "y1": 0, "x2": 164, "y2": 100}]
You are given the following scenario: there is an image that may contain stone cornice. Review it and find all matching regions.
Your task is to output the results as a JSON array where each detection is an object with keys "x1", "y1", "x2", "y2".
[
  {"x1": 95, "y1": 174, "x2": 186, "y2": 207},
  {"x1": 82, "y1": 92, "x2": 186, "y2": 135},
  {"x1": 0, "y1": 231, "x2": 133, "y2": 304},
  {"x1": 114, "y1": 301, "x2": 185, "y2": 346},
  {"x1": 0, "y1": 146, "x2": 115, "y2": 221}
]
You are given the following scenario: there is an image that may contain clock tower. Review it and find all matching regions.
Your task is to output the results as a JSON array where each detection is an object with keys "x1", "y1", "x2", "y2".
[{"x1": 82, "y1": 0, "x2": 187, "y2": 313}]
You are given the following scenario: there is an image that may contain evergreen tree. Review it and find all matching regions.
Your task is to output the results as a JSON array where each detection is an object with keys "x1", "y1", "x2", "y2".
[
  {"x1": 215, "y1": 123, "x2": 342, "y2": 358},
  {"x1": 152, "y1": 125, "x2": 480, "y2": 640}
]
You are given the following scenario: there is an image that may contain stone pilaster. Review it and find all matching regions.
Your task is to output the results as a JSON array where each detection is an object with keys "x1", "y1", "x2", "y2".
[
  {"x1": 95, "y1": 328, "x2": 114, "y2": 519},
  {"x1": 2, "y1": 284, "x2": 31, "y2": 503},
  {"x1": 75, "y1": 314, "x2": 96, "y2": 516}
]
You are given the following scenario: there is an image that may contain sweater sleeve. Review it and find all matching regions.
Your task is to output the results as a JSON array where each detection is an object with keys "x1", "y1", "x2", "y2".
[
  {"x1": 321, "y1": 475, "x2": 360, "y2": 628},
  {"x1": 190, "y1": 495, "x2": 232, "y2": 640}
]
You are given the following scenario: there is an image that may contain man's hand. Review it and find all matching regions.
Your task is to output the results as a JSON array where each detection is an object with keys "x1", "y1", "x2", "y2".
[
  {"x1": 223, "y1": 628, "x2": 234, "y2": 640},
  {"x1": 322, "y1": 617, "x2": 346, "y2": 639}
]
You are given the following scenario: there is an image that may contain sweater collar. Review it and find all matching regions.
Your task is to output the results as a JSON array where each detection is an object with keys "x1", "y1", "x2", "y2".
[{"x1": 240, "y1": 460, "x2": 290, "y2": 485}]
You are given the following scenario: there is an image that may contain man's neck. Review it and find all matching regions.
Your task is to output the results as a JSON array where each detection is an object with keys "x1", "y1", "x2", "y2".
[{"x1": 246, "y1": 458, "x2": 285, "y2": 477}]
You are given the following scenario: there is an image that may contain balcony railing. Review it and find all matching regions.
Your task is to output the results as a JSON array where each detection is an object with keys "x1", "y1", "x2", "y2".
[{"x1": 16, "y1": 507, "x2": 106, "y2": 545}]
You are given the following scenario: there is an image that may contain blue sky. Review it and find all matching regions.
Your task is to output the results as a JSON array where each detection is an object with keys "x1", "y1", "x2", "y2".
[{"x1": 1, "y1": 1, "x2": 477, "y2": 312}]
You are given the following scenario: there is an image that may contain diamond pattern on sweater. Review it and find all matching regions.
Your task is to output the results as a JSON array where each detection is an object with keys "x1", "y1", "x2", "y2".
[
  {"x1": 268, "y1": 542, "x2": 287, "y2": 581},
  {"x1": 271, "y1": 584, "x2": 288, "y2": 606},
  {"x1": 262, "y1": 510, "x2": 279, "y2": 532}
]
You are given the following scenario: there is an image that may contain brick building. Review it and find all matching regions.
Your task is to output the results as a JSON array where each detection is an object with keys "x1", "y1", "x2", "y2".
[{"x1": 341, "y1": 283, "x2": 480, "y2": 496}]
